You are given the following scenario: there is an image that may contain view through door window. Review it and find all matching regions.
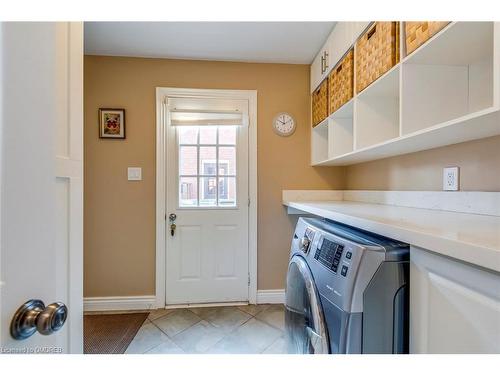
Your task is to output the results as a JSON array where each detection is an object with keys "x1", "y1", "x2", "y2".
[{"x1": 178, "y1": 126, "x2": 237, "y2": 207}]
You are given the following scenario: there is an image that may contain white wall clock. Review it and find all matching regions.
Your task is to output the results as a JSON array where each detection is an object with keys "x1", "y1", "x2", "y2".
[{"x1": 273, "y1": 112, "x2": 296, "y2": 137}]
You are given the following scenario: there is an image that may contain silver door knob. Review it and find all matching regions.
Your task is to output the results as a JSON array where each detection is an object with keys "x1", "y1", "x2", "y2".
[{"x1": 10, "y1": 299, "x2": 68, "y2": 340}]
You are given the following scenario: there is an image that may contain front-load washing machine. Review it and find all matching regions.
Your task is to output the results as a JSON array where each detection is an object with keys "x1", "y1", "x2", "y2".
[{"x1": 285, "y1": 217, "x2": 409, "y2": 354}]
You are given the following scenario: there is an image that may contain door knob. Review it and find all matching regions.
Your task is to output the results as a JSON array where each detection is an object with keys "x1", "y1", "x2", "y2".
[
  {"x1": 10, "y1": 299, "x2": 68, "y2": 340},
  {"x1": 169, "y1": 213, "x2": 177, "y2": 236}
]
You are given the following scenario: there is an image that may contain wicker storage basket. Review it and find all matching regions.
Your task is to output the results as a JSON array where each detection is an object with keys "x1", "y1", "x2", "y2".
[
  {"x1": 405, "y1": 22, "x2": 450, "y2": 55},
  {"x1": 312, "y1": 78, "x2": 329, "y2": 126},
  {"x1": 329, "y1": 49, "x2": 354, "y2": 114},
  {"x1": 355, "y1": 22, "x2": 400, "y2": 93}
]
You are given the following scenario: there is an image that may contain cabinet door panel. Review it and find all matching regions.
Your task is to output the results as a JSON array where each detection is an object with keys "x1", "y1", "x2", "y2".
[
  {"x1": 327, "y1": 22, "x2": 351, "y2": 73},
  {"x1": 410, "y1": 246, "x2": 500, "y2": 354},
  {"x1": 310, "y1": 52, "x2": 323, "y2": 93}
]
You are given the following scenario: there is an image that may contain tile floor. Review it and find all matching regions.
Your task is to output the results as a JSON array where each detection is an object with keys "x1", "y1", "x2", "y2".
[{"x1": 125, "y1": 304, "x2": 287, "y2": 354}]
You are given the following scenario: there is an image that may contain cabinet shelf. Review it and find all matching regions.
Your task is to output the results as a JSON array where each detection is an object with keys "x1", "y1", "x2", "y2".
[
  {"x1": 355, "y1": 65, "x2": 400, "y2": 149},
  {"x1": 315, "y1": 107, "x2": 499, "y2": 166},
  {"x1": 311, "y1": 21, "x2": 500, "y2": 167},
  {"x1": 329, "y1": 99, "x2": 354, "y2": 158},
  {"x1": 401, "y1": 22, "x2": 495, "y2": 135},
  {"x1": 311, "y1": 118, "x2": 329, "y2": 165}
]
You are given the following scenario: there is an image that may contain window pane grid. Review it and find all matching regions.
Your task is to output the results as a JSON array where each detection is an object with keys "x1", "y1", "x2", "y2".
[
  {"x1": 179, "y1": 175, "x2": 237, "y2": 178},
  {"x1": 178, "y1": 126, "x2": 237, "y2": 208}
]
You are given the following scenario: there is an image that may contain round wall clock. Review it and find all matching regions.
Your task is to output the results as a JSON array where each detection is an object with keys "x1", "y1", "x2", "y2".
[{"x1": 273, "y1": 112, "x2": 296, "y2": 137}]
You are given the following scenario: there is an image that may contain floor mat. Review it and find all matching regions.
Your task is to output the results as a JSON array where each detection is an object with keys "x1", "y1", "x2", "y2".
[{"x1": 84, "y1": 313, "x2": 149, "y2": 354}]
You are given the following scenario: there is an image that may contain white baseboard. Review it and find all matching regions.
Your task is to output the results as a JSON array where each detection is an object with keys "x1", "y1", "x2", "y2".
[
  {"x1": 84, "y1": 295, "x2": 156, "y2": 312},
  {"x1": 84, "y1": 291, "x2": 283, "y2": 311},
  {"x1": 256, "y1": 289, "x2": 285, "y2": 304}
]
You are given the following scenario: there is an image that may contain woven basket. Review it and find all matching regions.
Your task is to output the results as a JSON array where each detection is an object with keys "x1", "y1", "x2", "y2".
[
  {"x1": 329, "y1": 49, "x2": 354, "y2": 114},
  {"x1": 355, "y1": 22, "x2": 400, "y2": 93},
  {"x1": 312, "y1": 78, "x2": 329, "y2": 126},
  {"x1": 405, "y1": 22, "x2": 450, "y2": 55}
]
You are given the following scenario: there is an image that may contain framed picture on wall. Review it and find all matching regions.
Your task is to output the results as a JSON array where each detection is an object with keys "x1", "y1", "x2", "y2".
[{"x1": 99, "y1": 108, "x2": 126, "y2": 139}]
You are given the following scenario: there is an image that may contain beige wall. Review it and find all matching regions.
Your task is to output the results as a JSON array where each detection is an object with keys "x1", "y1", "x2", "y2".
[
  {"x1": 84, "y1": 55, "x2": 499, "y2": 299},
  {"x1": 84, "y1": 55, "x2": 345, "y2": 297},
  {"x1": 345, "y1": 135, "x2": 500, "y2": 191}
]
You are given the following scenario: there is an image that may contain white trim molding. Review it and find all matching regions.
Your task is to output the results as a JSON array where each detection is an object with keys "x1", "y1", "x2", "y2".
[
  {"x1": 84, "y1": 295, "x2": 156, "y2": 312},
  {"x1": 256, "y1": 289, "x2": 285, "y2": 304},
  {"x1": 155, "y1": 87, "x2": 258, "y2": 308}
]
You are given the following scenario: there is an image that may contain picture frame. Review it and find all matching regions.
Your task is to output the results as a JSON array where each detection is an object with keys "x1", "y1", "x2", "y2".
[{"x1": 99, "y1": 108, "x2": 126, "y2": 139}]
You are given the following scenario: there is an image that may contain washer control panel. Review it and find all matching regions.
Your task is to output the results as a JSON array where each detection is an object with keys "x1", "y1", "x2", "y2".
[{"x1": 314, "y1": 238, "x2": 344, "y2": 273}]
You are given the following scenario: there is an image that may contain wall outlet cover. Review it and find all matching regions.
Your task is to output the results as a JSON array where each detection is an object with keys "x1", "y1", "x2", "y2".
[
  {"x1": 443, "y1": 166, "x2": 459, "y2": 191},
  {"x1": 128, "y1": 167, "x2": 142, "y2": 181}
]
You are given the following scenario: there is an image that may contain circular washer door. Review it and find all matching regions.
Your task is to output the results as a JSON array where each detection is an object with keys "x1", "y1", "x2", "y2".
[{"x1": 285, "y1": 255, "x2": 329, "y2": 354}]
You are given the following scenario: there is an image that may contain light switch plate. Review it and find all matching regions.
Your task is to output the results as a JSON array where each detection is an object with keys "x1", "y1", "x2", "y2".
[
  {"x1": 443, "y1": 166, "x2": 459, "y2": 191},
  {"x1": 128, "y1": 167, "x2": 142, "y2": 181}
]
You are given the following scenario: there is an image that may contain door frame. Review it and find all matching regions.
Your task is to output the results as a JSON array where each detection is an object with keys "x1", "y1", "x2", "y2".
[{"x1": 155, "y1": 87, "x2": 258, "y2": 308}]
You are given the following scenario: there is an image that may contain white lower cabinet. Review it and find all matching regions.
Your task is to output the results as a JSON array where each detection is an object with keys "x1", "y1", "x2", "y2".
[{"x1": 410, "y1": 246, "x2": 500, "y2": 353}]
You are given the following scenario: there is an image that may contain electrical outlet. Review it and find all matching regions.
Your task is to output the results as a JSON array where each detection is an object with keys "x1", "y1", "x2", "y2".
[{"x1": 443, "y1": 166, "x2": 459, "y2": 191}]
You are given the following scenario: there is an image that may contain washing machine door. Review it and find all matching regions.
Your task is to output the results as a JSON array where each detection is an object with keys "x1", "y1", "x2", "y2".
[{"x1": 285, "y1": 255, "x2": 329, "y2": 354}]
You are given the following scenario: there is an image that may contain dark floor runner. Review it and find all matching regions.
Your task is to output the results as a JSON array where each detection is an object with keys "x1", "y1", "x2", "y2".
[{"x1": 84, "y1": 313, "x2": 148, "y2": 354}]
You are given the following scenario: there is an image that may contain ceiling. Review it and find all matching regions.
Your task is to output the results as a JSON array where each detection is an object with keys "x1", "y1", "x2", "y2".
[{"x1": 84, "y1": 22, "x2": 336, "y2": 64}]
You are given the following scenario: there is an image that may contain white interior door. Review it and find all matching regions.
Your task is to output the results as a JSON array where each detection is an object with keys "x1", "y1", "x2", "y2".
[
  {"x1": 0, "y1": 22, "x2": 83, "y2": 353},
  {"x1": 165, "y1": 95, "x2": 249, "y2": 305}
]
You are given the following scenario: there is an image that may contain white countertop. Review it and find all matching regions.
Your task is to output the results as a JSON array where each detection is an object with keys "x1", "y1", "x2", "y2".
[{"x1": 283, "y1": 199, "x2": 500, "y2": 273}]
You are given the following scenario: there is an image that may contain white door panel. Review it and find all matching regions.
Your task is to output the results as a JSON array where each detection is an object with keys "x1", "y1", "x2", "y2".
[
  {"x1": 0, "y1": 22, "x2": 83, "y2": 353},
  {"x1": 214, "y1": 225, "x2": 239, "y2": 278},
  {"x1": 164, "y1": 95, "x2": 249, "y2": 305},
  {"x1": 177, "y1": 225, "x2": 202, "y2": 280}
]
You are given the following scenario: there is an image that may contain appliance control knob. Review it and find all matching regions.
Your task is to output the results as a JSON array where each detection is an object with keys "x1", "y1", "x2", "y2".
[{"x1": 299, "y1": 237, "x2": 310, "y2": 253}]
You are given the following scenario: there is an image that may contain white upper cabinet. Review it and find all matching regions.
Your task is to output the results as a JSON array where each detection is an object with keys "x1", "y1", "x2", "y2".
[
  {"x1": 310, "y1": 51, "x2": 324, "y2": 93},
  {"x1": 310, "y1": 40, "x2": 331, "y2": 92},
  {"x1": 310, "y1": 22, "x2": 500, "y2": 166},
  {"x1": 310, "y1": 22, "x2": 371, "y2": 93}
]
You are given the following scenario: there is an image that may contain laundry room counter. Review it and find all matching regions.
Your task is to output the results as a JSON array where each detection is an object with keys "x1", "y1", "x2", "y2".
[{"x1": 282, "y1": 191, "x2": 500, "y2": 273}]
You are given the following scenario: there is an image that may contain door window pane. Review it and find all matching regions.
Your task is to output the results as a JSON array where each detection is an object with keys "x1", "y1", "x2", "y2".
[
  {"x1": 199, "y1": 146, "x2": 217, "y2": 176},
  {"x1": 179, "y1": 177, "x2": 198, "y2": 207},
  {"x1": 200, "y1": 177, "x2": 217, "y2": 207},
  {"x1": 219, "y1": 126, "x2": 237, "y2": 145},
  {"x1": 218, "y1": 177, "x2": 236, "y2": 207},
  {"x1": 199, "y1": 126, "x2": 217, "y2": 144},
  {"x1": 218, "y1": 147, "x2": 236, "y2": 175},
  {"x1": 178, "y1": 126, "x2": 238, "y2": 208},
  {"x1": 178, "y1": 127, "x2": 198, "y2": 144},
  {"x1": 179, "y1": 146, "x2": 198, "y2": 175}
]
